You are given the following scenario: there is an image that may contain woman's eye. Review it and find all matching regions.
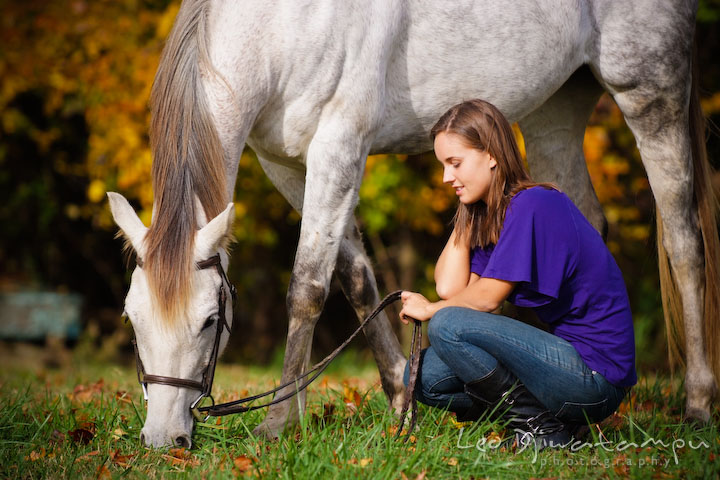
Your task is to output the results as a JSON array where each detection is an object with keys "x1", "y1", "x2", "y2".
[{"x1": 201, "y1": 317, "x2": 215, "y2": 331}]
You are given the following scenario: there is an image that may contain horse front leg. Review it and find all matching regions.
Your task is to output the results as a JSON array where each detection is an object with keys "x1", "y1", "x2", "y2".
[
  {"x1": 252, "y1": 135, "x2": 368, "y2": 439},
  {"x1": 336, "y1": 218, "x2": 407, "y2": 413}
]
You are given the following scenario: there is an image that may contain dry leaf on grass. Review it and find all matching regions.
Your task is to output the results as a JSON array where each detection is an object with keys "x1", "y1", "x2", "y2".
[
  {"x1": 68, "y1": 422, "x2": 96, "y2": 445},
  {"x1": 68, "y1": 379, "x2": 105, "y2": 404},
  {"x1": 343, "y1": 385, "x2": 362, "y2": 413},
  {"x1": 233, "y1": 454, "x2": 254, "y2": 473},
  {"x1": 110, "y1": 449, "x2": 135, "y2": 467},
  {"x1": 75, "y1": 450, "x2": 101, "y2": 463},
  {"x1": 25, "y1": 448, "x2": 46, "y2": 461},
  {"x1": 96, "y1": 464, "x2": 111, "y2": 479},
  {"x1": 163, "y1": 448, "x2": 200, "y2": 467}
]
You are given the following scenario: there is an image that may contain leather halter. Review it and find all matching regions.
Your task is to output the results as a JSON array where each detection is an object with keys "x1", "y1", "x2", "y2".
[
  {"x1": 130, "y1": 254, "x2": 236, "y2": 422},
  {"x1": 128, "y1": 257, "x2": 421, "y2": 438}
]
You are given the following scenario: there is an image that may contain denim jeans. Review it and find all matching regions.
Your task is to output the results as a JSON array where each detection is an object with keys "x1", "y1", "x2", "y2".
[{"x1": 403, "y1": 307, "x2": 628, "y2": 424}]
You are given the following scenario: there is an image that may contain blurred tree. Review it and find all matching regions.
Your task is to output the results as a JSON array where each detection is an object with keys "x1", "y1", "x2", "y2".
[{"x1": 0, "y1": 0, "x2": 718, "y2": 368}]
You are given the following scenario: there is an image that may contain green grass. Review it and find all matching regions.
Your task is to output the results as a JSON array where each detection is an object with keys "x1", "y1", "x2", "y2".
[{"x1": 1, "y1": 347, "x2": 718, "y2": 479}]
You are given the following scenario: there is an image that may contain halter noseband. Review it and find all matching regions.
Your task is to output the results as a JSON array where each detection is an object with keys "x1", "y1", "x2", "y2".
[{"x1": 130, "y1": 253, "x2": 236, "y2": 422}]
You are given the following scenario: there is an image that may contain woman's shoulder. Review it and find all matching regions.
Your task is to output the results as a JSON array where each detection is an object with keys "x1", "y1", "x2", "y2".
[{"x1": 509, "y1": 185, "x2": 566, "y2": 210}]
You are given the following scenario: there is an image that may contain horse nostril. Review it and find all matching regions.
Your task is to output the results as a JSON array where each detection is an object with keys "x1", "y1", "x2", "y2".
[
  {"x1": 140, "y1": 433, "x2": 147, "y2": 445},
  {"x1": 175, "y1": 434, "x2": 191, "y2": 448}
]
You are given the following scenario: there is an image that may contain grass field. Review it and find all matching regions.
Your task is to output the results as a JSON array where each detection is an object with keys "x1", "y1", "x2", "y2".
[{"x1": 1, "y1": 344, "x2": 718, "y2": 479}]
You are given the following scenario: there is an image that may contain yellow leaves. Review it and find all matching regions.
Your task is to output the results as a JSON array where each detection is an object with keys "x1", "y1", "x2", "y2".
[
  {"x1": 343, "y1": 385, "x2": 362, "y2": 413},
  {"x1": 700, "y1": 91, "x2": 720, "y2": 115},
  {"x1": 157, "y1": 3, "x2": 181, "y2": 39},
  {"x1": 584, "y1": 126, "x2": 610, "y2": 164},
  {"x1": 346, "y1": 457, "x2": 373, "y2": 467},
  {"x1": 26, "y1": 448, "x2": 46, "y2": 461},
  {"x1": 449, "y1": 416, "x2": 473, "y2": 429},
  {"x1": 88, "y1": 179, "x2": 106, "y2": 203},
  {"x1": 512, "y1": 123, "x2": 526, "y2": 161}
]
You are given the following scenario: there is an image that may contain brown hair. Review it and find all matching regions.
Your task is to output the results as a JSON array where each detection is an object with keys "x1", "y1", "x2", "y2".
[
  {"x1": 431, "y1": 99, "x2": 556, "y2": 248},
  {"x1": 144, "y1": 0, "x2": 228, "y2": 329}
]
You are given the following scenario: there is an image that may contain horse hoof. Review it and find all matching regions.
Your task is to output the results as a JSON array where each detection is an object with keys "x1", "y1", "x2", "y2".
[
  {"x1": 252, "y1": 421, "x2": 282, "y2": 441},
  {"x1": 683, "y1": 407, "x2": 711, "y2": 427}
]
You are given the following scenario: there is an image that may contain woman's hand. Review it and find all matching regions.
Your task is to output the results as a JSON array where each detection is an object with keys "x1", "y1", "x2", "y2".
[{"x1": 399, "y1": 291, "x2": 438, "y2": 324}]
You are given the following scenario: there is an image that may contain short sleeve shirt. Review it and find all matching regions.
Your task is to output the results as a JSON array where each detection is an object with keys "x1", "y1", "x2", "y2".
[{"x1": 470, "y1": 187, "x2": 637, "y2": 387}]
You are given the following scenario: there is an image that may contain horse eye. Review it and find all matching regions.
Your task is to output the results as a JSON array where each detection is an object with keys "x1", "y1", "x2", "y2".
[
  {"x1": 121, "y1": 311, "x2": 129, "y2": 324},
  {"x1": 201, "y1": 317, "x2": 215, "y2": 332}
]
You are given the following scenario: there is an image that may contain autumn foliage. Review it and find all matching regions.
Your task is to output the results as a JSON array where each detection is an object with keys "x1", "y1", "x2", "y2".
[{"x1": 1, "y1": 0, "x2": 719, "y2": 365}]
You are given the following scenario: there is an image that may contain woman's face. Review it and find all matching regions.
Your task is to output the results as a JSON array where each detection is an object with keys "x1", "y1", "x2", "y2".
[{"x1": 434, "y1": 132, "x2": 497, "y2": 204}]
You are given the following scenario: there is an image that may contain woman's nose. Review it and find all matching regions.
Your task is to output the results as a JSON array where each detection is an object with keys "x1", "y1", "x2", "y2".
[{"x1": 442, "y1": 168, "x2": 454, "y2": 184}]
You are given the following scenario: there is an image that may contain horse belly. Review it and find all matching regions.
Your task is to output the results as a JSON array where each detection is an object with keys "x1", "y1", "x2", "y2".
[{"x1": 372, "y1": 0, "x2": 588, "y2": 155}]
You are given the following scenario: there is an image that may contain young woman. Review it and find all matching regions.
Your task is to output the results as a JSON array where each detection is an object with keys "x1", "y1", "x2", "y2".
[{"x1": 399, "y1": 99, "x2": 636, "y2": 449}]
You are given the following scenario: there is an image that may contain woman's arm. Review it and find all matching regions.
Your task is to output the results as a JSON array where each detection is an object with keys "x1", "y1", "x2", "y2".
[
  {"x1": 434, "y1": 228, "x2": 471, "y2": 299},
  {"x1": 399, "y1": 276, "x2": 516, "y2": 323}
]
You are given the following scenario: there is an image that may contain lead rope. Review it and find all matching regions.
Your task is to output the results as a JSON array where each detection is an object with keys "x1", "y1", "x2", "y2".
[
  {"x1": 198, "y1": 290, "x2": 421, "y2": 440},
  {"x1": 395, "y1": 318, "x2": 422, "y2": 443}
]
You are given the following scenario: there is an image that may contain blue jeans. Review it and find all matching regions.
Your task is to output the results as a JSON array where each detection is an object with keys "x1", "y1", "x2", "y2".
[{"x1": 403, "y1": 307, "x2": 627, "y2": 424}]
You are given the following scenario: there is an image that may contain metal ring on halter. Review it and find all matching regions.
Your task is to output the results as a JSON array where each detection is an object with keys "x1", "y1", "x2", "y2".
[{"x1": 191, "y1": 393, "x2": 215, "y2": 422}]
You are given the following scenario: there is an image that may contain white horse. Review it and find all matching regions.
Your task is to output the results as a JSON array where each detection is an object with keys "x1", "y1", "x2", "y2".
[{"x1": 109, "y1": 0, "x2": 719, "y2": 447}]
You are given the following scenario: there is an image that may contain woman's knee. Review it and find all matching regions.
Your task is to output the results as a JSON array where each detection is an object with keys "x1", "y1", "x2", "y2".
[{"x1": 427, "y1": 307, "x2": 466, "y2": 344}]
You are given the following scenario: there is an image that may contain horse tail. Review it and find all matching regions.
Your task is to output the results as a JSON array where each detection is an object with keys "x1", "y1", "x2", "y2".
[
  {"x1": 144, "y1": 0, "x2": 227, "y2": 328},
  {"x1": 658, "y1": 39, "x2": 720, "y2": 383}
]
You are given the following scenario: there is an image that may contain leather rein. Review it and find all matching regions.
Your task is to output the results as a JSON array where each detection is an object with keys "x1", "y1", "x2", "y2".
[{"x1": 129, "y1": 254, "x2": 422, "y2": 441}]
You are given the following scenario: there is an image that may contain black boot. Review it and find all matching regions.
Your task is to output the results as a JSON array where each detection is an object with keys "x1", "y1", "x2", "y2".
[
  {"x1": 464, "y1": 364, "x2": 571, "y2": 450},
  {"x1": 454, "y1": 402, "x2": 487, "y2": 422}
]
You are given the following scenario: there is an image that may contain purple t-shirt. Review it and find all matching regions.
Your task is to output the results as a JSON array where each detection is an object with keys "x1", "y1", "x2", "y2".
[{"x1": 470, "y1": 187, "x2": 637, "y2": 387}]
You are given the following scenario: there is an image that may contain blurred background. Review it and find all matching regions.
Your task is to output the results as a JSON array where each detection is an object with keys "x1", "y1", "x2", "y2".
[{"x1": 1, "y1": 0, "x2": 719, "y2": 374}]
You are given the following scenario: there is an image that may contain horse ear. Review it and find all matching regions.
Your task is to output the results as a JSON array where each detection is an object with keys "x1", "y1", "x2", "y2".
[
  {"x1": 194, "y1": 195, "x2": 209, "y2": 228},
  {"x1": 195, "y1": 203, "x2": 235, "y2": 259},
  {"x1": 107, "y1": 192, "x2": 148, "y2": 256}
]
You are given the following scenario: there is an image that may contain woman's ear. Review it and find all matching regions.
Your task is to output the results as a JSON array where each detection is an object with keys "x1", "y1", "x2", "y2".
[{"x1": 489, "y1": 156, "x2": 498, "y2": 169}]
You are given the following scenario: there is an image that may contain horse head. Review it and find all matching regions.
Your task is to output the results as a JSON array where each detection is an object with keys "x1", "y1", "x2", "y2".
[{"x1": 108, "y1": 192, "x2": 235, "y2": 448}]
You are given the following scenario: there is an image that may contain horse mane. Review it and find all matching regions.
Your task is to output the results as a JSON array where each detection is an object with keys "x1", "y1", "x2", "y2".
[{"x1": 144, "y1": 0, "x2": 227, "y2": 329}]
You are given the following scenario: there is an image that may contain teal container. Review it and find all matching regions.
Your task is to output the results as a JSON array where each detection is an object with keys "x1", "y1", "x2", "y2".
[{"x1": 0, "y1": 292, "x2": 83, "y2": 340}]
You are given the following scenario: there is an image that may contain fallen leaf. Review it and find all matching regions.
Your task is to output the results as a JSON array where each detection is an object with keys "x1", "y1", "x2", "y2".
[
  {"x1": 26, "y1": 448, "x2": 46, "y2": 461},
  {"x1": 449, "y1": 416, "x2": 473, "y2": 429},
  {"x1": 486, "y1": 431, "x2": 504, "y2": 444},
  {"x1": 75, "y1": 450, "x2": 101, "y2": 463},
  {"x1": 612, "y1": 454, "x2": 630, "y2": 477},
  {"x1": 163, "y1": 448, "x2": 199, "y2": 468},
  {"x1": 68, "y1": 422, "x2": 96, "y2": 445},
  {"x1": 343, "y1": 385, "x2": 362, "y2": 412},
  {"x1": 50, "y1": 429, "x2": 66, "y2": 445},
  {"x1": 115, "y1": 390, "x2": 133, "y2": 404},
  {"x1": 110, "y1": 449, "x2": 135, "y2": 467},
  {"x1": 601, "y1": 413, "x2": 625, "y2": 430},
  {"x1": 69, "y1": 380, "x2": 105, "y2": 404},
  {"x1": 447, "y1": 457, "x2": 458, "y2": 466},
  {"x1": 96, "y1": 464, "x2": 111, "y2": 479},
  {"x1": 233, "y1": 454, "x2": 254, "y2": 472},
  {"x1": 112, "y1": 427, "x2": 126, "y2": 440}
]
